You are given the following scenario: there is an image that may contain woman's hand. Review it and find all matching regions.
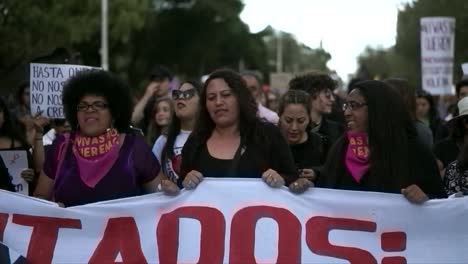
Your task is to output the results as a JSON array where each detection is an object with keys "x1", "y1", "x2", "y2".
[
  {"x1": 32, "y1": 112, "x2": 50, "y2": 132},
  {"x1": 262, "y1": 169, "x2": 285, "y2": 188},
  {"x1": 161, "y1": 179, "x2": 180, "y2": 195},
  {"x1": 401, "y1": 184, "x2": 429, "y2": 204},
  {"x1": 182, "y1": 170, "x2": 204, "y2": 190},
  {"x1": 299, "y1": 168, "x2": 316, "y2": 182},
  {"x1": 289, "y1": 178, "x2": 313, "y2": 194},
  {"x1": 20, "y1": 168, "x2": 35, "y2": 182}
]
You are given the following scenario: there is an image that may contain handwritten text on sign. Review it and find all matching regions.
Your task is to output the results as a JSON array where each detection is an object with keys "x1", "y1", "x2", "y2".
[
  {"x1": 0, "y1": 179, "x2": 467, "y2": 263},
  {"x1": 0, "y1": 151, "x2": 29, "y2": 195},
  {"x1": 420, "y1": 17, "x2": 456, "y2": 95},
  {"x1": 29, "y1": 63, "x2": 100, "y2": 118}
]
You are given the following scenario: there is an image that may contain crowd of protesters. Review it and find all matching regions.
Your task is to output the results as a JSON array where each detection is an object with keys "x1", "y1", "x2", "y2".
[{"x1": 2, "y1": 60, "x2": 468, "y2": 207}]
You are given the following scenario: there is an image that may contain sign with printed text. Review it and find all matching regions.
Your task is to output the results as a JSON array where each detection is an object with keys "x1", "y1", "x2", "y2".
[
  {"x1": 420, "y1": 17, "x2": 456, "y2": 95},
  {"x1": 29, "y1": 63, "x2": 101, "y2": 118},
  {"x1": 0, "y1": 151, "x2": 29, "y2": 195},
  {"x1": 0, "y1": 179, "x2": 467, "y2": 264}
]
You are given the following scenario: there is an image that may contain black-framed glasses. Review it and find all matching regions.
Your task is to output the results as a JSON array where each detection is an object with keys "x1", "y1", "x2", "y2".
[
  {"x1": 172, "y1": 88, "x2": 196, "y2": 100},
  {"x1": 342, "y1": 101, "x2": 367, "y2": 111},
  {"x1": 77, "y1": 101, "x2": 109, "y2": 112}
]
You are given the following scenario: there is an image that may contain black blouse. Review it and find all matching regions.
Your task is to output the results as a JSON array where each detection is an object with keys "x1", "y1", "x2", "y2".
[{"x1": 179, "y1": 121, "x2": 298, "y2": 187}]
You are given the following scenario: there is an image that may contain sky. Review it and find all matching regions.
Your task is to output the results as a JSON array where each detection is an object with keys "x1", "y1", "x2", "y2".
[{"x1": 240, "y1": 0, "x2": 413, "y2": 80}]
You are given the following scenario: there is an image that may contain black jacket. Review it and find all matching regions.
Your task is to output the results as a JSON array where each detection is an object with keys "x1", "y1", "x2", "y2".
[{"x1": 318, "y1": 136, "x2": 447, "y2": 199}]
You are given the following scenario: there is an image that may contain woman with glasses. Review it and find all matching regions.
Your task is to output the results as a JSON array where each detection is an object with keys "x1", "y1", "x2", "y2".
[
  {"x1": 152, "y1": 81, "x2": 201, "y2": 189},
  {"x1": 278, "y1": 90, "x2": 325, "y2": 183},
  {"x1": 34, "y1": 71, "x2": 160, "y2": 207},
  {"x1": 162, "y1": 69, "x2": 310, "y2": 194},
  {"x1": 317, "y1": 80, "x2": 446, "y2": 203}
]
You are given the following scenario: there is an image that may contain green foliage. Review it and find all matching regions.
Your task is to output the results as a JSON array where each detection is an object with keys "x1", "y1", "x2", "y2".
[
  {"x1": 0, "y1": 0, "x2": 331, "y2": 93},
  {"x1": 357, "y1": 0, "x2": 468, "y2": 88}
]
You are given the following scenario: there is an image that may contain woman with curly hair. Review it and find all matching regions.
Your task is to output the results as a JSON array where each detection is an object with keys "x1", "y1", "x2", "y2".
[
  {"x1": 318, "y1": 80, "x2": 446, "y2": 203},
  {"x1": 161, "y1": 69, "x2": 310, "y2": 194},
  {"x1": 34, "y1": 70, "x2": 160, "y2": 206}
]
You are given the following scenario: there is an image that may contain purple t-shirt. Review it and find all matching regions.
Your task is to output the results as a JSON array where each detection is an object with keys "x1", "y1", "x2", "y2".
[{"x1": 44, "y1": 133, "x2": 159, "y2": 206}]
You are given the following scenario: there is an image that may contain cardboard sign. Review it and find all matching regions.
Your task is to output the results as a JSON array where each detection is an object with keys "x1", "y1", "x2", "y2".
[
  {"x1": 29, "y1": 63, "x2": 101, "y2": 118},
  {"x1": 0, "y1": 151, "x2": 29, "y2": 195}
]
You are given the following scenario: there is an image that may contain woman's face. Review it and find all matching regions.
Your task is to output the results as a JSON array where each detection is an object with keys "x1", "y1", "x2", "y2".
[
  {"x1": 279, "y1": 104, "x2": 309, "y2": 144},
  {"x1": 174, "y1": 83, "x2": 199, "y2": 121},
  {"x1": 416, "y1": 97, "x2": 430, "y2": 119},
  {"x1": 311, "y1": 89, "x2": 335, "y2": 114},
  {"x1": 76, "y1": 95, "x2": 112, "y2": 136},
  {"x1": 206, "y1": 78, "x2": 239, "y2": 128},
  {"x1": 344, "y1": 89, "x2": 368, "y2": 133},
  {"x1": 154, "y1": 101, "x2": 171, "y2": 127}
]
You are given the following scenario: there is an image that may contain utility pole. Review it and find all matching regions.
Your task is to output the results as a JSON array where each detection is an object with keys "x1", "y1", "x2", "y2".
[
  {"x1": 276, "y1": 31, "x2": 283, "y2": 73},
  {"x1": 101, "y1": 0, "x2": 109, "y2": 70}
]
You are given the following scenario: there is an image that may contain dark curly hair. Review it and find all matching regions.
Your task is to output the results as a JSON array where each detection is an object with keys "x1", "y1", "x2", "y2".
[
  {"x1": 62, "y1": 70, "x2": 133, "y2": 133},
  {"x1": 192, "y1": 69, "x2": 259, "y2": 145},
  {"x1": 289, "y1": 71, "x2": 337, "y2": 98}
]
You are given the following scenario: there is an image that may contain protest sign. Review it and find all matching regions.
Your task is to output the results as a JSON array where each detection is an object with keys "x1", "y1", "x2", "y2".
[
  {"x1": 0, "y1": 151, "x2": 29, "y2": 195},
  {"x1": 420, "y1": 17, "x2": 456, "y2": 95},
  {"x1": 29, "y1": 63, "x2": 100, "y2": 118}
]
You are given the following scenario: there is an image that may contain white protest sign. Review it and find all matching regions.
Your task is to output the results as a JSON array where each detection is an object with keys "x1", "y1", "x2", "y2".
[
  {"x1": 29, "y1": 63, "x2": 101, "y2": 118},
  {"x1": 270, "y1": 72, "x2": 293, "y2": 94},
  {"x1": 0, "y1": 151, "x2": 29, "y2": 195},
  {"x1": 0, "y1": 179, "x2": 467, "y2": 264},
  {"x1": 462, "y1": 62, "x2": 468, "y2": 76},
  {"x1": 420, "y1": 17, "x2": 456, "y2": 95}
]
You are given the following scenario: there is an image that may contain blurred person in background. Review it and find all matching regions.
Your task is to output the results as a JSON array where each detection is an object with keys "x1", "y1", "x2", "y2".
[
  {"x1": 145, "y1": 96, "x2": 173, "y2": 145},
  {"x1": 278, "y1": 90, "x2": 325, "y2": 183},
  {"x1": 241, "y1": 71, "x2": 279, "y2": 124},
  {"x1": 416, "y1": 90, "x2": 446, "y2": 143}
]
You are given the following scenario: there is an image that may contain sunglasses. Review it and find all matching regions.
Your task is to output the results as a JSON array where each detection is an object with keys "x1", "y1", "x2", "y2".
[{"x1": 172, "y1": 88, "x2": 197, "y2": 100}]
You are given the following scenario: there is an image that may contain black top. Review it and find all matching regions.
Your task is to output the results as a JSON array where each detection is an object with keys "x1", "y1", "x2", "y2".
[
  {"x1": 290, "y1": 132, "x2": 325, "y2": 171},
  {"x1": 314, "y1": 118, "x2": 344, "y2": 157},
  {"x1": 0, "y1": 156, "x2": 14, "y2": 192},
  {"x1": 179, "y1": 121, "x2": 298, "y2": 187},
  {"x1": 433, "y1": 137, "x2": 459, "y2": 168},
  {"x1": 318, "y1": 136, "x2": 447, "y2": 199}
]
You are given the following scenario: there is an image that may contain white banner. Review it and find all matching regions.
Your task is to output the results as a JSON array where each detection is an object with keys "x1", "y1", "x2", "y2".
[
  {"x1": 420, "y1": 17, "x2": 456, "y2": 95},
  {"x1": 0, "y1": 178, "x2": 467, "y2": 264},
  {"x1": 0, "y1": 151, "x2": 29, "y2": 195},
  {"x1": 29, "y1": 63, "x2": 101, "y2": 118}
]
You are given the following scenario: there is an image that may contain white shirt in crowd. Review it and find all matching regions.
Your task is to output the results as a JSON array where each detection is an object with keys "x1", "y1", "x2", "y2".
[
  {"x1": 152, "y1": 130, "x2": 191, "y2": 182},
  {"x1": 257, "y1": 103, "x2": 279, "y2": 124},
  {"x1": 42, "y1": 128, "x2": 57, "y2": 146}
]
